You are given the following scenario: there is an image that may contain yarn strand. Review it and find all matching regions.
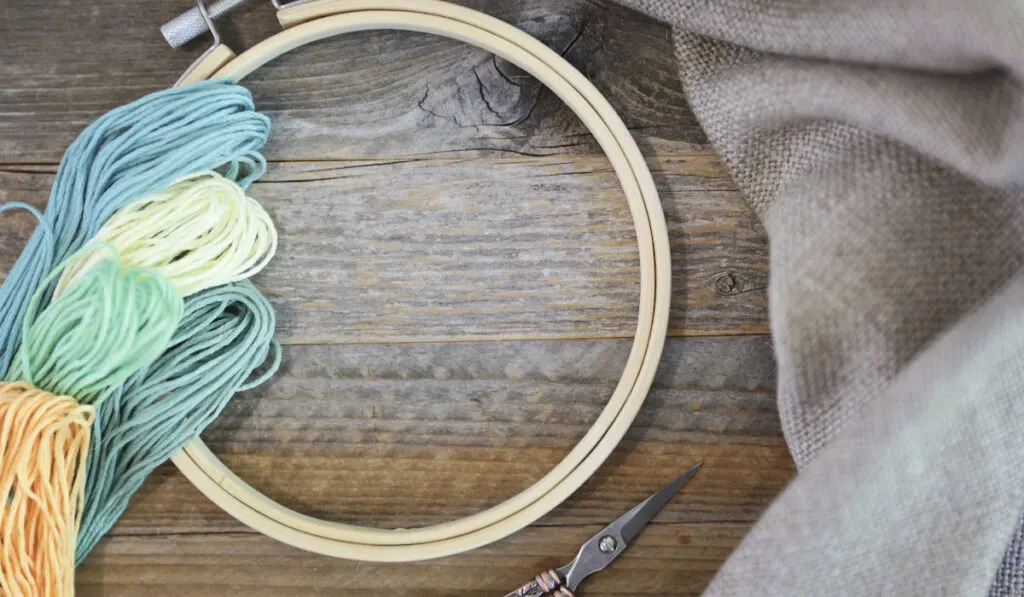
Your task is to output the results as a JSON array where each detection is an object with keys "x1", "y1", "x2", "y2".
[
  {"x1": 0, "y1": 383, "x2": 93, "y2": 597},
  {"x1": 0, "y1": 248, "x2": 182, "y2": 595},
  {"x1": 76, "y1": 281, "x2": 279, "y2": 562},
  {"x1": 0, "y1": 80, "x2": 281, "y2": 588},
  {"x1": 56, "y1": 172, "x2": 277, "y2": 298},
  {"x1": 0, "y1": 80, "x2": 270, "y2": 377},
  {"x1": 7, "y1": 245, "x2": 184, "y2": 407}
]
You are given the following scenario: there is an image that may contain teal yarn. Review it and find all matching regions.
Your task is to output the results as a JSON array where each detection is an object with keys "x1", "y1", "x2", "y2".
[
  {"x1": 0, "y1": 80, "x2": 271, "y2": 377},
  {"x1": 5, "y1": 244, "x2": 184, "y2": 407},
  {"x1": 0, "y1": 203, "x2": 53, "y2": 250},
  {"x1": 75, "y1": 280, "x2": 279, "y2": 563},
  {"x1": 0, "y1": 80, "x2": 281, "y2": 565}
]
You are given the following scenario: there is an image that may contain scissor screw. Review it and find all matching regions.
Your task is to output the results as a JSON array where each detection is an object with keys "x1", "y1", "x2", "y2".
[{"x1": 598, "y1": 535, "x2": 617, "y2": 553}]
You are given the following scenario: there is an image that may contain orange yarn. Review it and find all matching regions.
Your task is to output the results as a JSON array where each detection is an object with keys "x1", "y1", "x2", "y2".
[{"x1": 0, "y1": 382, "x2": 94, "y2": 597}]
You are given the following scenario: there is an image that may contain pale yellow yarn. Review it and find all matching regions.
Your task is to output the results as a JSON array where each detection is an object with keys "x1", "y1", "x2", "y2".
[
  {"x1": 0, "y1": 382, "x2": 94, "y2": 597},
  {"x1": 55, "y1": 172, "x2": 277, "y2": 298}
]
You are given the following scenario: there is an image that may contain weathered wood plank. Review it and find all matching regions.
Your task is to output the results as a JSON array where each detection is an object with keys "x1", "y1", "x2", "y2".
[
  {"x1": 4, "y1": 4, "x2": 787, "y2": 595},
  {"x1": 78, "y1": 336, "x2": 790, "y2": 596},
  {"x1": 206, "y1": 337, "x2": 778, "y2": 455},
  {"x1": 113, "y1": 441, "x2": 791, "y2": 533},
  {"x1": 91, "y1": 337, "x2": 789, "y2": 534},
  {"x1": 78, "y1": 524, "x2": 748, "y2": 596},
  {"x1": 0, "y1": 156, "x2": 768, "y2": 340},
  {"x1": 0, "y1": 0, "x2": 704, "y2": 164}
]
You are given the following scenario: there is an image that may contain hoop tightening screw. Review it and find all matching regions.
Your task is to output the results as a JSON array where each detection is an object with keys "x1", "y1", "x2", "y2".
[{"x1": 161, "y1": 0, "x2": 248, "y2": 48}]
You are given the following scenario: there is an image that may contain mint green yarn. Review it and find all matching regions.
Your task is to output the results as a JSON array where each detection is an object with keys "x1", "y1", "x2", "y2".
[
  {"x1": 0, "y1": 79, "x2": 282, "y2": 565},
  {"x1": 75, "y1": 280, "x2": 279, "y2": 563},
  {"x1": 5, "y1": 244, "x2": 183, "y2": 407},
  {"x1": 0, "y1": 80, "x2": 270, "y2": 377}
]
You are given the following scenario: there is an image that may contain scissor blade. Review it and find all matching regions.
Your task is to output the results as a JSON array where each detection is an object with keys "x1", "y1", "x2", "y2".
[
  {"x1": 619, "y1": 462, "x2": 702, "y2": 544},
  {"x1": 558, "y1": 462, "x2": 702, "y2": 590}
]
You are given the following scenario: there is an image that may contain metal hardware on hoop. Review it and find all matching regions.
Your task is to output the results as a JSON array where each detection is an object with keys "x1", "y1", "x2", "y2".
[
  {"x1": 158, "y1": 0, "x2": 672, "y2": 564},
  {"x1": 173, "y1": 0, "x2": 224, "y2": 86},
  {"x1": 269, "y1": 0, "x2": 318, "y2": 9},
  {"x1": 162, "y1": 0, "x2": 316, "y2": 51},
  {"x1": 162, "y1": 0, "x2": 242, "y2": 49}
]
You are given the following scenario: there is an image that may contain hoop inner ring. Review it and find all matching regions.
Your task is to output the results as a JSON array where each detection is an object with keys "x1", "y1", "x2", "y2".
[{"x1": 172, "y1": 0, "x2": 672, "y2": 563}]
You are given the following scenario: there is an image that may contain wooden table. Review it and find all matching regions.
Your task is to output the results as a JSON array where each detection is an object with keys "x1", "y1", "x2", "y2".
[{"x1": 0, "y1": 1, "x2": 795, "y2": 594}]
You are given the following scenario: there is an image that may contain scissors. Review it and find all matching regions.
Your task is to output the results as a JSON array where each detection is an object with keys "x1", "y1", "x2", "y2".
[{"x1": 502, "y1": 462, "x2": 702, "y2": 597}]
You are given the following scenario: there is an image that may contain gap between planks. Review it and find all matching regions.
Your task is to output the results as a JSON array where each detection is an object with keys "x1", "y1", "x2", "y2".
[
  {"x1": 273, "y1": 330, "x2": 772, "y2": 347},
  {"x1": 102, "y1": 519, "x2": 763, "y2": 539},
  {"x1": 0, "y1": 153, "x2": 722, "y2": 169}
]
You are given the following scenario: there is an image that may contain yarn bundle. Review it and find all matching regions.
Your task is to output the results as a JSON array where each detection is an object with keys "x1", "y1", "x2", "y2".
[{"x1": 0, "y1": 81, "x2": 280, "y2": 595}]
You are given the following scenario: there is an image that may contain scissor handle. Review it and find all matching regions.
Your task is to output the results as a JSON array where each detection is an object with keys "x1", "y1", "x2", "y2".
[{"x1": 502, "y1": 569, "x2": 574, "y2": 597}]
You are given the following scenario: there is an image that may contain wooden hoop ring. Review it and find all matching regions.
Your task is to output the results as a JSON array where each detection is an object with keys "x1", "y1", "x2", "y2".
[{"x1": 171, "y1": 0, "x2": 672, "y2": 562}]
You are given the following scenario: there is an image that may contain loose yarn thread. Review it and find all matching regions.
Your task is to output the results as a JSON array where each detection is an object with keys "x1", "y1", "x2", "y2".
[
  {"x1": 56, "y1": 172, "x2": 277, "y2": 298},
  {"x1": 47, "y1": 172, "x2": 282, "y2": 561},
  {"x1": 0, "y1": 81, "x2": 283, "y2": 592},
  {"x1": 0, "y1": 80, "x2": 271, "y2": 377},
  {"x1": 76, "y1": 280, "x2": 279, "y2": 562},
  {"x1": 0, "y1": 383, "x2": 93, "y2": 597},
  {"x1": 0, "y1": 249, "x2": 183, "y2": 596},
  {"x1": 7, "y1": 246, "x2": 184, "y2": 407}
]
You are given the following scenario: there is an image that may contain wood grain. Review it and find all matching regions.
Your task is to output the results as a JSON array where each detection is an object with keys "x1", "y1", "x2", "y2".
[
  {"x1": 78, "y1": 524, "x2": 750, "y2": 597},
  {"x1": 96, "y1": 337, "x2": 785, "y2": 534},
  {"x1": 0, "y1": 0, "x2": 704, "y2": 164},
  {"x1": 77, "y1": 337, "x2": 793, "y2": 596},
  {"x1": 0, "y1": 1, "x2": 790, "y2": 595},
  {"x1": 0, "y1": 157, "x2": 768, "y2": 339}
]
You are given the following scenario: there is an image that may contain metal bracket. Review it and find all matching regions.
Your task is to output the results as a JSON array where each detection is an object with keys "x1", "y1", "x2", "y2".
[
  {"x1": 161, "y1": 0, "x2": 321, "y2": 50},
  {"x1": 174, "y1": 0, "x2": 224, "y2": 86},
  {"x1": 270, "y1": 0, "x2": 318, "y2": 10},
  {"x1": 162, "y1": 0, "x2": 246, "y2": 49}
]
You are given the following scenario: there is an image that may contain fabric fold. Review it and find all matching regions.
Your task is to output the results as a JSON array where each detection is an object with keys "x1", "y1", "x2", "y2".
[{"x1": 612, "y1": 1, "x2": 1024, "y2": 593}]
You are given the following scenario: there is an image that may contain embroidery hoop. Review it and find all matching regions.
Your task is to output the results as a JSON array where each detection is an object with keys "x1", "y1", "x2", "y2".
[{"x1": 169, "y1": 0, "x2": 673, "y2": 562}]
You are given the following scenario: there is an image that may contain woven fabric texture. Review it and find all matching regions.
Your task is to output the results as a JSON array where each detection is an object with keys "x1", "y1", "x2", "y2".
[{"x1": 613, "y1": 1, "x2": 1024, "y2": 594}]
